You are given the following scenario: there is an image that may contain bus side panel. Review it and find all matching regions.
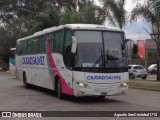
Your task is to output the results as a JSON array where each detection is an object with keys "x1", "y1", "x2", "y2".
[
  {"x1": 33, "y1": 54, "x2": 54, "y2": 90},
  {"x1": 9, "y1": 58, "x2": 16, "y2": 76},
  {"x1": 21, "y1": 54, "x2": 54, "y2": 90}
]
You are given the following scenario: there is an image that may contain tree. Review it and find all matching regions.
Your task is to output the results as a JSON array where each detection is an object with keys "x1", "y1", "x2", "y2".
[
  {"x1": 60, "y1": 10, "x2": 80, "y2": 24},
  {"x1": 99, "y1": 0, "x2": 127, "y2": 29},
  {"x1": 147, "y1": 49, "x2": 158, "y2": 61},
  {"x1": 30, "y1": 4, "x2": 60, "y2": 33},
  {"x1": 60, "y1": 2, "x2": 105, "y2": 25},
  {"x1": 81, "y1": 3, "x2": 105, "y2": 24},
  {"x1": 0, "y1": 26, "x2": 17, "y2": 67},
  {"x1": 131, "y1": 0, "x2": 160, "y2": 80},
  {"x1": 53, "y1": 0, "x2": 77, "y2": 11},
  {"x1": 0, "y1": 0, "x2": 61, "y2": 66},
  {"x1": 0, "y1": 0, "x2": 106, "y2": 66}
]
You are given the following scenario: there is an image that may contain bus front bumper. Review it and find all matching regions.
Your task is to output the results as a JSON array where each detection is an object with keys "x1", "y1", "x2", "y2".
[{"x1": 74, "y1": 83, "x2": 128, "y2": 97}]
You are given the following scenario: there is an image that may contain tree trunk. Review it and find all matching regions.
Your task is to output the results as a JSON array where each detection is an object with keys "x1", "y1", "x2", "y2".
[
  {"x1": 157, "y1": 53, "x2": 160, "y2": 81},
  {"x1": 150, "y1": 23, "x2": 160, "y2": 81},
  {"x1": 156, "y1": 33, "x2": 160, "y2": 81}
]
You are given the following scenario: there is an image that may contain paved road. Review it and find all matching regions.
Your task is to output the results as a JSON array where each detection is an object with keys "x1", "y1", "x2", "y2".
[{"x1": 0, "y1": 72, "x2": 159, "y2": 120}]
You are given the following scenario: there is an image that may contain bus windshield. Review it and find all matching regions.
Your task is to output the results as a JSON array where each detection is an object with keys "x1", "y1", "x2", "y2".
[
  {"x1": 9, "y1": 48, "x2": 16, "y2": 76},
  {"x1": 9, "y1": 49, "x2": 16, "y2": 59},
  {"x1": 74, "y1": 30, "x2": 127, "y2": 68}
]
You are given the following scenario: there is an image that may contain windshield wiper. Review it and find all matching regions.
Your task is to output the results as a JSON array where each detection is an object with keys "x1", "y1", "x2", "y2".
[
  {"x1": 94, "y1": 48, "x2": 103, "y2": 65},
  {"x1": 106, "y1": 55, "x2": 119, "y2": 60},
  {"x1": 106, "y1": 49, "x2": 119, "y2": 61}
]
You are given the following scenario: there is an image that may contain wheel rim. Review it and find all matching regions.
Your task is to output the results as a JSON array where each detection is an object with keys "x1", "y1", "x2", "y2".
[
  {"x1": 151, "y1": 70, "x2": 155, "y2": 74},
  {"x1": 130, "y1": 74, "x2": 134, "y2": 79}
]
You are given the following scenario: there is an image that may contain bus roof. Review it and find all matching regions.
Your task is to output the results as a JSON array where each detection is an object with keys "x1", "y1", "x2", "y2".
[
  {"x1": 17, "y1": 24, "x2": 123, "y2": 42},
  {"x1": 65, "y1": 24, "x2": 121, "y2": 31},
  {"x1": 10, "y1": 48, "x2": 16, "y2": 50}
]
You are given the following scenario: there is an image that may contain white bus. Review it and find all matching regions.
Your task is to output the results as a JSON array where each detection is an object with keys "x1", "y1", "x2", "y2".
[
  {"x1": 9, "y1": 48, "x2": 16, "y2": 76},
  {"x1": 16, "y1": 24, "x2": 129, "y2": 99}
]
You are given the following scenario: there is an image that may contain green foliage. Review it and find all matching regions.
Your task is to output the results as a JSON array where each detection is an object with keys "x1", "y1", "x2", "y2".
[
  {"x1": 147, "y1": 49, "x2": 158, "y2": 61},
  {"x1": 131, "y1": 0, "x2": 160, "y2": 24},
  {"x1": 31, "y1": 5, "x2": 60, "y2": 32},
  {"x1": 60, "y1": 10, "x2": 80, "y2": 24},
  {"x1": 99, "y1": 0, "x2": 127, "y2": 29},
  {"x1": 133, "y1": 44, "x2": 138, "y2": 54},
  {"x1": 0, "y1": 27, "x2": 16, "y2": 65},
  {"x1": 0, "y1": 0, "x2": 107, "y2": 65},
  {"x1": 132, "y1": 54, "x2": 141, "y2": 59},
  {"x1": 60, "y1": 3, "x2": 105, "y2": 25},
  {"x1": 132, "y1": 44, "x2": 140, "y2": 59},
  {"x1": 81, "y1": 3, "x2": 105, "y2": 24},
  {"x1": 81, "y1": 4, "x2": 96, "y2": 23}
]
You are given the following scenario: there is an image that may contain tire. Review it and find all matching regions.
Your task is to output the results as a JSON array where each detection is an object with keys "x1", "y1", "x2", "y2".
[
  {"x1": 142, "y1": 76, "x2": 147, "y2": 80},
  {"x1": 151, "y1": 70, "x2": 155, "y2": 74},
  {"x1": 23, "y1": 73, "x2": 30, "y2": 88},
  {"x1": 129, "y1": 74, "x2": 135, "y2": 79},
  {"x1": 98, "y1": 96, "x2": 105, "y2": 99},
  {"x1": 57, "y1": 79, "x2": 64, "y2": 99}
]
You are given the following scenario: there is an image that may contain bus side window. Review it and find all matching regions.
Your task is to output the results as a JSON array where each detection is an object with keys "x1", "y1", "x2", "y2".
[
  {"x1": 64, "y1": 29, "x2": 72, "y2": 52},
  {"x1": 26, "y1": 39, "x2": 32, "y2": 54},
  {"x1": 39, "y1": 35, "x2": 46, "y2": 53},
  {"x1": 54, "y1": 30, "x2": 64, "y2": 53},
  {"x1": 48, "y1": 33, "x2": 54, "y2": 52},
  {"x1": 32, "y1": 37, "x2": 39, "y2": 54},
  {"x1": 22, "y1": 41, "x2": 27, "y2": 54},
  {"x1": 64, "y1": 29, "x2": 73, "y2": 68},
  {"x1": 16, "y1": 41, "x2": 22, "y2": 55}
]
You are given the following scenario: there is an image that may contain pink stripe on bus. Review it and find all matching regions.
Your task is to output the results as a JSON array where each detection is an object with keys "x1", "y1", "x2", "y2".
[{"x1": 45, "y1": 34, "x2": 74, "y2": 95}]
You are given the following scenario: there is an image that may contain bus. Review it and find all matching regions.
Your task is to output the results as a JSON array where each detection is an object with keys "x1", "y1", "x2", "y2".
[
  {"x1": 16, "y1": 24, "x2": 129, "y2": 99},
  {"x1": 9, "y1": 48, "x2": 16, "y2": 76}
]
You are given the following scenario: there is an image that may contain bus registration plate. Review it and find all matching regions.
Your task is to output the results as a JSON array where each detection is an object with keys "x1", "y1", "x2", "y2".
[{"x1": 101, "y1": 92, "x2": 107, "y2": 95}]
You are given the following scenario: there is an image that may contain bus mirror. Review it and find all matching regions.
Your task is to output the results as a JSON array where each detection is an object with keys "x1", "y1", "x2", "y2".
[
  {"x1": 125, "y1": 39, "x2": 129, "y2": 42},
  {"x1": 125, "y1": 39, "x2": 132, "y2": 42},
  {"x1": 71, "y1": 36, "x2": 77, "y2": 53},
  {"x1": 125, "y1": 39, "x2": 133, "y2": 43}
]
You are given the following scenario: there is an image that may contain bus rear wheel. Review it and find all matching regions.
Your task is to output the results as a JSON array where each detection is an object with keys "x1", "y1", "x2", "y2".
[
  {"x1": 57, "y1": 79, "x2": 64, "y2": 99},
  {"x1": 23, "y1": 73, "x2": 30, "y2": 88}
]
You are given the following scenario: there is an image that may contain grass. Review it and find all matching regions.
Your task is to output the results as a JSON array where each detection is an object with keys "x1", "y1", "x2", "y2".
[{"x1": 129, "y1": 79, "x2": 160, "y2": 91}]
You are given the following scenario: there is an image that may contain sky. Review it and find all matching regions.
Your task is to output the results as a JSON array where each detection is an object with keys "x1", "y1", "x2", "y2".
[{"x1": 94, "y1": 0, "x2": 151, "y2": 41}]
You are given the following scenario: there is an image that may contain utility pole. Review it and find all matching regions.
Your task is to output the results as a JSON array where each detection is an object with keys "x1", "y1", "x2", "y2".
[
  {"x1": 138, "y1": 32, "x2": 142, "y2": 40},
  {"x1": 144, "y1": 40, "x2": 148, "y2": 69}
]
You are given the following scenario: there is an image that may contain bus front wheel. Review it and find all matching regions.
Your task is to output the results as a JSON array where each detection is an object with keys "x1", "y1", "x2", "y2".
[{"x1": 98, "y1": 96, "x2": 106, "y2": 99}]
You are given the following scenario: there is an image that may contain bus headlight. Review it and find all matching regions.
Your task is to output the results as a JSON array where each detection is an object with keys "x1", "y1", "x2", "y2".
[
  {"x1": 120, "y1": 82, "x2": 128, "y2": 87},
  {"x1": 77, "y1": 82, "x2": 87, "y2": 88}
]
